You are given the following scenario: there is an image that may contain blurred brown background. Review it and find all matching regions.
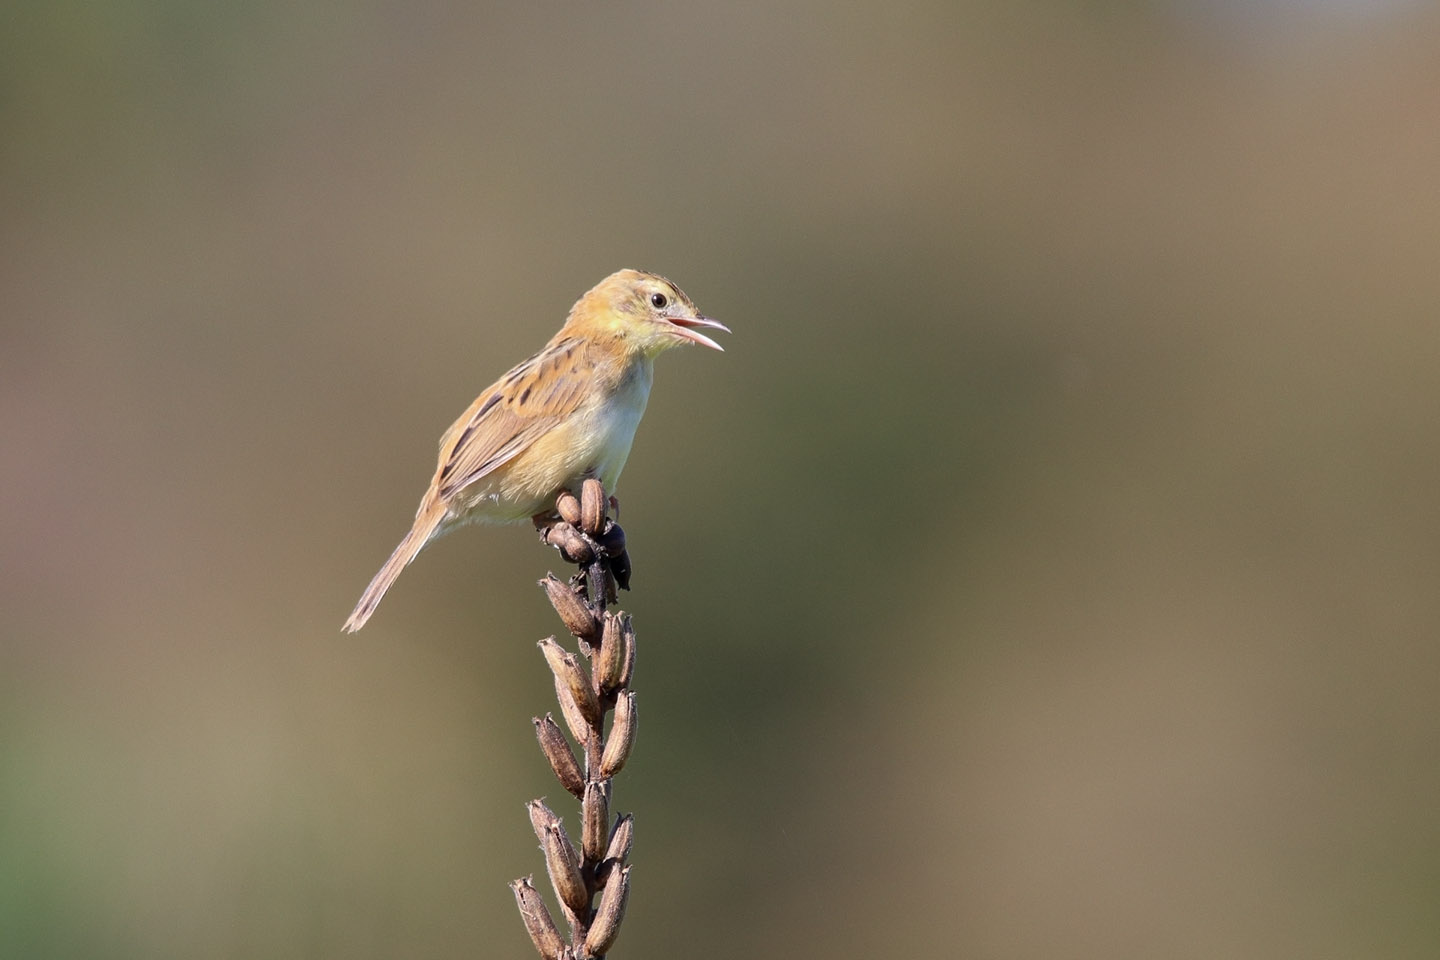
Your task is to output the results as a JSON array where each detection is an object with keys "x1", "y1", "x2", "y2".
[{"x1": 3, "y1": 1, "x2": 1438, "y2": 957}]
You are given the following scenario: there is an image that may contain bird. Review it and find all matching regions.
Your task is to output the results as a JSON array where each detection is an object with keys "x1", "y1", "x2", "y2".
[{"x1": 342, "y1": 268, "x2": 728, "y2": 632}]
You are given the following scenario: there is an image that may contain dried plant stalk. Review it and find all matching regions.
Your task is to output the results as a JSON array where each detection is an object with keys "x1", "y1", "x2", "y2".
[{"x1": 515, "y1": 479, "x2": 642, "y2": 959}]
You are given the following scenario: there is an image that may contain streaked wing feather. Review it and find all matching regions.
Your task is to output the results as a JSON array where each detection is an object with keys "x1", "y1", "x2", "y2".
[{"x1": 436, "y1": 337, "x2": 591, "y2": 497}]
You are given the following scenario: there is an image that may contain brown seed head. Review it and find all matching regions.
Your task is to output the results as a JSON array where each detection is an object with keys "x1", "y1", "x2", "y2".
[
  {"x1": 617, "y1": 616, "x2": 637, "y2": 690},
  {"x1": 600, "y1": 691, "x2": 637, "y2": 777},
  {"x1": 583, "y1": 864, "x2": 631, "y2": 957},
  {"x1": 556, "y1": 491, "x2": 582, "y2": 526},
  {"x1": 526, "y1": 798, "x2": 562, "y2": 842},
  {"x1": 542, "y1": 822, "x2": 588, "y2": 915},
  {"x1": 597, "y1": 813, "x2": 634, "y2": 885},
  {"x1": 511, "y1": 876, "x2": 565, "y2": 960},
  {"x1": 533, "y1": 715, "x2": 584, "y2": 798},
  {"x1": 595, "y1": 612, "x2": 627, "y2": 693},
  {"x1": 553, "y1": 673, "x2": 591, "y2": 745},
  {"x1": 540, "y1": 574, "x2": 599, "y2": 641},
  {"x1": 582, "y1": 779, "x2": 611, "y2": 863},
  {"x1": 539, "y1": 637, "x2": 602, "y2": 731},
  {"x1": 580, "y1": 478, "x2": 607, "y2": 537},
  {"x1": 544, "y1": 575, "x2": 601, "y2": 641},
  {"x1": 544, "y1": 522, "x2": 595, "y2": 565}
]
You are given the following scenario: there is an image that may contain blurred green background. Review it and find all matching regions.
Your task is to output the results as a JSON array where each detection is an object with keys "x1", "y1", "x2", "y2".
[{"x1": 3, "y1": 1, "x2": 1438, "y2": 957}]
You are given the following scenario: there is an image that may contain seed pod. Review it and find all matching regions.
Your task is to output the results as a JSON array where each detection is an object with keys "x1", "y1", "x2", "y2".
[
  {"x1": 544, "y1": 522, "x2": 595, "y2": 565},
  {"x1": 540, "y1": 575, "x2": 599, "y2": 642},
  {"x1": 583, "y1": 864, "x2": 630, "y2": 957},
  {"x1": 580, "y1": 478, "x2": 607, "y2": 537},
  {"x1": 539, "y1": 637, "x2": 601, "y2": 730},
  {"x1": 533, "y1": 715, "x2": 583, "y2": 798},
  {"x1": 542, "y1": 821, "x2": 588, "y2": 915},
  {"x1": 563, "y1": 538, "x2": 596, "y2": 566},
  {"x1": 610, "y1": 549, "x2": 632, "y2": 591},
  {"x1": 511, "y1": 876, "x2": 565, "y2": 960},
  {"x1": 597, "y1": 522, "x2": 626, "y2": 559},
  {"x1": 582, "y1": 779, "x2": 611, "y2": 863},
  {"x1": 597, "y1": 813, "x2": 634, "y2": 884},
  {"x1": 553, "y1": 673, "x2": 591, "y2": 745},
  {"x1": 556, "y1": 491, "x2": 581, "y2": 526},
  {"x1": 526, "y1": 798, "x2": 561, "y2": 842},
  {"x1": 600, "y1": 691, "x2": 636, "y2": 777},
  {"x1": 617, "y1": 616, "x2": 636, "y2": 690},
  {"x1": 595, "y1": 612, "x2": 626, "y2": 693}
]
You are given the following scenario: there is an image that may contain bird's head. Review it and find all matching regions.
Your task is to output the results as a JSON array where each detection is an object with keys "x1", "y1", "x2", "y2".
[{"x1": 567, "y1": 268, "x2": 730, "y2": 357}]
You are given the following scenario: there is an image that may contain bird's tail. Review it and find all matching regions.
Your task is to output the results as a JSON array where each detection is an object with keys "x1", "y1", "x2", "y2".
[{"x1": 343, "y1": 499, "x2": 447, "y2": 632}]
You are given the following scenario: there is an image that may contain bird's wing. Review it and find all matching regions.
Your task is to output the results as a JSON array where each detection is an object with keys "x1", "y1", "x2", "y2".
[{"x1": 434, "y1": 336, "x2": 591, "y2": 498}]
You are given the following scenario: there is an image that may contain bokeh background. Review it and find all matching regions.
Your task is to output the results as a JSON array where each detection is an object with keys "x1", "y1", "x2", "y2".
[{"x1": 3, "y1": 1, "x2": 1438, "y2": 957}]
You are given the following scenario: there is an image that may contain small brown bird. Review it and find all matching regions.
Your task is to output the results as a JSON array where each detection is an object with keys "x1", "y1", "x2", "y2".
[{"x1": 343, "y1": 269, "x2": 728, "y2": 632}]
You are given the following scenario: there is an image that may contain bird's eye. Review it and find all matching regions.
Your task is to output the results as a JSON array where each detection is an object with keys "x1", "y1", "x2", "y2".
[{"x1": 650, "y1": 292, "x2": 668, "y2": 309}]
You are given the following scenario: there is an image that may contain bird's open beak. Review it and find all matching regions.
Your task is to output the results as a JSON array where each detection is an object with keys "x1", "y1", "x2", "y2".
[{"x1": 665, "y1": 315, "x2": 731, "y2": 351}]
